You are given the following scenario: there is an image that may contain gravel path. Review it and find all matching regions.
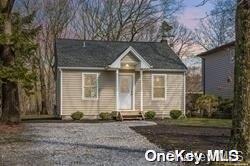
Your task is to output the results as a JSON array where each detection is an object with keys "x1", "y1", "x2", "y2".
[{"x1": 0, "y1": 121, "x2": 175, "y2": 166}]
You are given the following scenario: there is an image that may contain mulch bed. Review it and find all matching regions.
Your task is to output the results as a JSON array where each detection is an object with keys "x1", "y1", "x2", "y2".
[
  {"x1": 0, "y1": 123, "x2": 24, "y2": 134},
  {"x1": 130, "y1": 121, "x2": 231, "y2": 153}
]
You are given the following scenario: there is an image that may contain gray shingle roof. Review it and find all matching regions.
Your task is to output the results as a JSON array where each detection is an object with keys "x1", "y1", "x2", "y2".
[{"x1": 56, "y1": 39, "x2": 187, "y2": 70}]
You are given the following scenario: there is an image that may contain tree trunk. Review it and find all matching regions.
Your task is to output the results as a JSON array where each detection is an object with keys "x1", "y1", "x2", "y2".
[
  {"x1": 39, "y1": 62, "x2": 48, "y2": 115},
  {"x1": 0, "y1": 45, "x2": 20, "y2": 123},
  {"x1": 1, "y1": 80, "x2": 20, "y2": 123},
  {"x1": 231, "y1": 0, "x2": 250, "y2": 162}
]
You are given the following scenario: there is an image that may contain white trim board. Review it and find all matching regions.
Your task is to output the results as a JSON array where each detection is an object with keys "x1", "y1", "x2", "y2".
[
  {"x1": 58, "y1": 67, "x2": 105, "y2": 70},
  {"x1": 58, "y1": 67, "x2": 187, "y2": 72},
  {"x1": 60, "y1": 69, "x2": 63, "y2": 116}
]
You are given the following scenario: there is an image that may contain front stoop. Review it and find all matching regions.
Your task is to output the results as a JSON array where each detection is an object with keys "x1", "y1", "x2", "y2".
[{"x1": 117, "y1": 110, "x2": 145, "y2": 121}]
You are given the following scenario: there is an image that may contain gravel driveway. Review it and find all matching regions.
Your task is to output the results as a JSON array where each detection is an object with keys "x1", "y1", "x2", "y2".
[{"x1": 0, "y1": 121, "x2": 175, "y2": 166}]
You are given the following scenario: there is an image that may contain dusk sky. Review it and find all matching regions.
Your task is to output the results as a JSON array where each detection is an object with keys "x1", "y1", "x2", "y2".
[{"x1": 177, "y1": 0, "x2": 213, "y2": 30}]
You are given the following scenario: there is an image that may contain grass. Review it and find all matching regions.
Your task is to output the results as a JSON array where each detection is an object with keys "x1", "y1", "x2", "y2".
[{"x1": 164, "y1": 118, "x2": 232, "y2": 128}]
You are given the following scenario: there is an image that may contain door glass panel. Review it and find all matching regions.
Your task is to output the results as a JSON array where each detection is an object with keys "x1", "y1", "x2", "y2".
[{"x1": 120, "y1": 77, "x2": 130, "y2": 93}]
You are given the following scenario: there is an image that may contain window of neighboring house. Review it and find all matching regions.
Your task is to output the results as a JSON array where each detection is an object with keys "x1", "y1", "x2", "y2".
[
  {"x1": 82, "y1": 73, "x2": 98, "y2": 100},
  {"x1": 152, "y1": 74, "x2": 166, "y2": 100}
]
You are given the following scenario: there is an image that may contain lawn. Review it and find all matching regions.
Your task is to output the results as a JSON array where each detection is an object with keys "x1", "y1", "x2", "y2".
[
  {"x1": 130, "y1": 118, "x2": 231, "y2": 156},
  {"x1": 164, "y1": 118, "x2": 232, "y2": 128}
]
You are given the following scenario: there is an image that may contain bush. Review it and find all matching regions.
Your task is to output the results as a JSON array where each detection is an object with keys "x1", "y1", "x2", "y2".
[
  {"x1": 110, "y1": 111, "x2": 118, "y2": 120},
  {"x1": 145, "y1": 111, "x2": 156, "y2": 119},
  {"x1": 186, "y1": 93, "x2": 203, "y2": 117},
  {"x1": 195, "y1": 95, "x2": 219, "y2": 118},
  {"x1": 99, "y1": 112, "x2": 112, "y2": 120},
  {"x1": 170, "y1": 110, "x2": 182, "y2": 119},
  {"x1": 71, "y1": 111, "x2": 84, "y2": 120},
  {"x1": 214, "y1": 98, "x2": 233, "y2": 119},
  {"x1": 218, "y1": 98, "x2": 233, "y2": 113}
]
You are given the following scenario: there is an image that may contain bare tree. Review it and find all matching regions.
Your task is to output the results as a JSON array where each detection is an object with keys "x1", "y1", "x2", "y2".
[
  {"x1": 71, "y1": 0, "x2": 183, "y2": 41},
  {"x1": 186, "y1": 66, "x2": 202, "y2": 93},
  {"x1": 166, "y1": 21, "x2": 194, "y2": 58},
  {"x1": 194, "y1": 0, "x2": 235, "y2": 50}
]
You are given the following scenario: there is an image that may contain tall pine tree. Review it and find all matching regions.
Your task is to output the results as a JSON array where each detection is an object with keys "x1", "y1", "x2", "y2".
[{"x1": 0, "y1": 0, "x2": 39, "y2": 123}]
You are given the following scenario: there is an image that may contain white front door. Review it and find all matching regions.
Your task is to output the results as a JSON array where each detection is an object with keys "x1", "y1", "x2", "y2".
[{"x1": 119, "y1": 75, "x2": 133, "y2": 110}]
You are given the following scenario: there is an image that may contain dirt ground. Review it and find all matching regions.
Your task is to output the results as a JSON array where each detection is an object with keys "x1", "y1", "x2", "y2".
[
  {"x1": 130, "y1": 120, "x2": 231, "y2": 153},
  {"x1": 0, "y1": 123, "x2": 24, "y2": 134}
]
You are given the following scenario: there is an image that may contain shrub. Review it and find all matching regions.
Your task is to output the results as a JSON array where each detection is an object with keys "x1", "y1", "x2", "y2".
[
  {"x1": 99, "y1": 112, "x2": 112, "y2": 120},
  {"x1": 214, "y1": 98, "x2": 233, "y2": 119},
  {"x1": 145, "y1": 111, "x2": 156, "y2": 119},
  {"x1": 218, "y1": 99, "x2": 233, "y2": 113},
  {"x1": 110, "y1": 111, "x2": 118, "y2": 120},
  {"x1": 170, "y1": 110, "x2": 182, "y2": 119},
  {"x1": 195, "y1": 95, "x2": 219, "y2": 118},
  {"x1": 186, "y1": 93, "x2": 203, "y2": 117},
  {"x1": 71, "y1": 111, "x2": 84, "y2": 120}
]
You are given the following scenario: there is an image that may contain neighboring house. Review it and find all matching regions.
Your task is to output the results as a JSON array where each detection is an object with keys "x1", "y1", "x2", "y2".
[
  {"x1": 198, "y1": 41, "x2": 235, "y2": 99},
  {"x1": 56, "y1": 39, "x2": 187, "y2": 119}
]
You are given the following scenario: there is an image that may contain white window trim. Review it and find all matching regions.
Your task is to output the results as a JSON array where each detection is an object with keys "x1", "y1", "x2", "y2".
[
  {"x1": 82, "y1": 72, "x2": 99, "y2": 100},
  {"x1": 151, "y1": 74, "x2": 167, "y2": 100}
]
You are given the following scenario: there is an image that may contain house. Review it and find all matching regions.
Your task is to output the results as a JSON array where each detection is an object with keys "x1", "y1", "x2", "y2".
[
  {"x1": 55, "y1": 39, "x2": 187, "y2": 119},
  {"x1": 198, "y1": 41, "x2": 235, "y2": 99}
]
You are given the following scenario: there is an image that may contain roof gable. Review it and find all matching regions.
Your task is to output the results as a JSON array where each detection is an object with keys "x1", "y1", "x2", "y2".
[{"x1": 109, "y1": 46, "x2": 151, "y2": 69}]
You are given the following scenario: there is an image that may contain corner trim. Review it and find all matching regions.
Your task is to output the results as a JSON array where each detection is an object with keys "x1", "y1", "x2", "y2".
[{"x1": 60, "y1": 69, "x2": 63, "y2": 116}]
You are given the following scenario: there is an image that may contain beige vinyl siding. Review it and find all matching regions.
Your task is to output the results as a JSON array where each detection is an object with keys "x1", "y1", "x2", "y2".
[
  {"x1": 61, "y1": 69, "x2": 185, "y2": 118},
  {"x1": 203, "y1": 46, "x2": 234, "y2": 99},
  {"x1": 135, "y1": 71, "x2": 184, "y2": 118},
  {"x1": 61, "y1": 70, "x2": 116, "y2": 117}
]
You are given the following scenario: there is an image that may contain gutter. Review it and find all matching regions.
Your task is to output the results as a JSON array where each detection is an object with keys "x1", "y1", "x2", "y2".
[{"x1": 58, "y1": 66, "x2": 187, "y2": 72}]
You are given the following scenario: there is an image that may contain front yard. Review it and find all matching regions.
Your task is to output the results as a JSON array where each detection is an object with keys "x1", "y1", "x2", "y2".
[
  {"x1": 163, "y1": 118, "x2": 232, "y2": 128},
  {"x1": 130, "y1": 118, "x2": 231, "y2": 153},
  {"x1": 0, "y1": 118, "x2": 231, "y2": 165}
]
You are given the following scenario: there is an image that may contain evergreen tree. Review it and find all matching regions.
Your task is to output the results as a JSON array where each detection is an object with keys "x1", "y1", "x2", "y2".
[{"x1": 0, "y1": 0, "x2": 39, "y2": 123}]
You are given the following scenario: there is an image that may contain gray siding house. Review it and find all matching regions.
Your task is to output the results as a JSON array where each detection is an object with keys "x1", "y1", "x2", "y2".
[
  {"x1": 56, "y1": 39, "x2": 187, "y2": 119},
  {"x1": 198, "y1": 42, "x2": 235, "y2": 99}
]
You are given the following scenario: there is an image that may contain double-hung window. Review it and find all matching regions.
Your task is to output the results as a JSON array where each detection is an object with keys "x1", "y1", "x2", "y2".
[
  {"x1": 152, "y1": 74, "x2": 166, "y2": 100},
  {"x1": 82, "y1": 73, "x2": 98, "y2": 100}
]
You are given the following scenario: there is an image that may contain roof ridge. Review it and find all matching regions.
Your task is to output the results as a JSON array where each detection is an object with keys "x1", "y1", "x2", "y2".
[{"x1": 56, "y1": 38, "x2": 160, "y2": 44}]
